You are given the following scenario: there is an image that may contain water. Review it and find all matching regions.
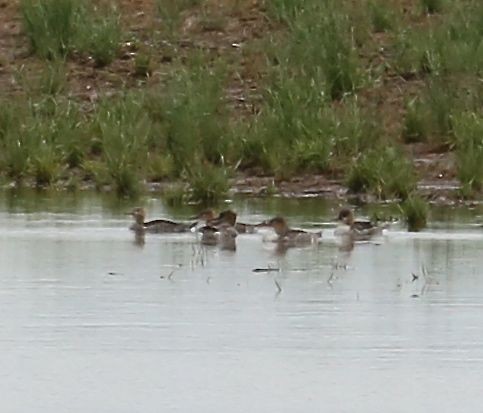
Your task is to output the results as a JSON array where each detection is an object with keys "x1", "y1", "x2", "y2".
[{"x1": 1, "y1": 192, "x2": 483, "y2": 412}]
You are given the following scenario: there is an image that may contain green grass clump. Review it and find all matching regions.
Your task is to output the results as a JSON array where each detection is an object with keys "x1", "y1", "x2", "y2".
[
  {"x1": 147, "y1": 154, "x2": 175, "y2": 182},
  {"x1": 453, "y1": 112, "x2": 483, "y2": 196},
  {"x1": 14, "y1": 62, "x2": 67, "y2": 96},
  {"x1": 368, "y1": 0, "x2": 394, "y2": 33},
  {"x1": 268, "y1": 1, "x2": 362, "y2": 101},
  {"x1": 20, "y1": 0, "x2": 121, "y2": 66},
  {"x1": 76, "y1": 5, "x2": 121, "y2": 67},
  {"x1": 145, "y1": 63, "x2": 229, "y2": 174},
  {"x1": 156, "y1": 0, "x2": 202, "y2": 36},
  {"x1": 31, "y1": 141, "x2": 63, "y2": 187},
  {"x1": 421, "y1": 0, "x2": 445, "y2": 14},
  {"x1": 187, "y1": 163, "x2": 230, "y2": 205},
  {"x1": 346, "y1": 147, "x2": 417, "y2": 199},
  {"x1": 402, "y1": 98, "x2": 429, "y2": 143},
  {"x1": 82, "y1": 160, "x2": 110, "y2": 190},
  {"x1": 266, "y1": 0, "x2": 304, "y2": 23},
  {"x1": 1, "y1": 130, "x2": 33, "y2": 182},
  {"x1": 425, "y1": 81, "x2": 455, "y2": 143},
  {"x1": 162, "y1": 183, "x2": 188, "y2": 207},
  {"x1": 399, "y1": 195, "x2": 429, "y2": 231},
  {"x1": 0, "y1": 98, "x2": 86, "y2": 185},
  {"x1": 331, "y1": 103, "x2": 382, "y2": 159},
  {"x1": 94, "y1": 94, "x2": 151, "y2": 197},
  {"x1": 21, "y1": 0, "x2": 77, "y2": 59},
  {"x1": 241, "y1": 71, "x2": 331, "y2": 176},
  {"x1": 134, "y1": 52, "x2": 153, "y2": 77},
  {"x1": 393, "y1": 2, "x2": 483, "y2": 77}
]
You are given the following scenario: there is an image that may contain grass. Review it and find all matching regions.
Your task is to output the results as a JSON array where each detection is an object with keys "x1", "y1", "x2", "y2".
[
  {"x1": 162, "y1": 183, "x2": 188, "y2": 207},
  {"x1": 21, "y1": 0, "x2": 77, "y2": 59},
  {"x1": 156, "y1": 0, "x2": 202, "y2": 37},
  {"x1": 94, "y1": 94, "x2": 150, "y2": 197},
  {"x1": 187, "y1": 163, "x2": 230, "y2": 205},
  {"x1": 368, "y1": 0, "x2": 394, "y2": 33},
  {"x1": 399, "y1": 195, "x2": 429, "y2": 231},
  {"x1": 421, "y1": 0, "x2": 445, "y2": 14},
  {"x1": 20, "y1": 0, "x2": 121, "y2": 66},
  {"x1": 402, "y1": 98, "x2": 429, "y2": 143},
  {"x1": 76, "y1": 5, "x2": 121, "y2": 67},
  {"x1": 346, "y1": 147, "x2": 417, "y2": 200},
  {"x1": 144, "y1": 62, "x2": 229, "y2": 173},
  {"x1": 3, "y1": 0, "x2": 483, "y2": 201},
  {"x1": 453, "y1": 112, "x2": 483, "y2": 196},
  {"x1": 134, "y1": 52, "x2": 153, "y2": 77}
]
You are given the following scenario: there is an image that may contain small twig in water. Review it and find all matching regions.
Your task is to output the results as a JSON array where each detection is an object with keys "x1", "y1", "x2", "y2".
[
  {"x1": 411, "y1": 273, "x2": 419, "y2": 282},
  {"x1": 274, "y1": 279, "x2": 282, "y2": 294},
  {"x1": 252, "y1": 268, "x2": 280, "y2": 273},
  {"x1": 163, "y1": 264, "x2": 182, "y2": 281},
  {"x1": 108, "y1": 271, "x2": 122, "y2": 276}
]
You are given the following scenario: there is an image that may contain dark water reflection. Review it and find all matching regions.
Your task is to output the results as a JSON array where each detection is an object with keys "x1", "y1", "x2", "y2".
[{"x1": 1, "y1": 192, "x2": 483, "y2": 412}]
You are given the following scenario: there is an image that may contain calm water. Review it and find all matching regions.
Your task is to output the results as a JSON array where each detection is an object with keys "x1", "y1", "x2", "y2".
[{"x1": 1, "y1": 192, "x2": 483, "y2": 412}]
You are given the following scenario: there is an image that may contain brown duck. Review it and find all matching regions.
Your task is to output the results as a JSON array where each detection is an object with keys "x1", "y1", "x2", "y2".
[
  {"x1": 129, "y1": 207, "x2": 197, "y2": 234},
  {"x1": 260, "y1": 216, "x2": 322, "y2": 244},
  {"x1": 335, "y1": 208, "x2": 383, "y2": 241}
]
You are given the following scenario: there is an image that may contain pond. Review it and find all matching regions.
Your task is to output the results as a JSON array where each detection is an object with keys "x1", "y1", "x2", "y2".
[{"x1": 1, "y1": 191, "x2": 483, "y2": 412}]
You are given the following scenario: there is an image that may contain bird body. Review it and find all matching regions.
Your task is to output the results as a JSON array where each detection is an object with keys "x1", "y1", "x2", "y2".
[
  {"x1": 260, "y1": 216, "x2": 321, "y2": 245},
  {"x1": 129, "y1": 207, "x2": 196, "y2": 234},
  {"x1": 199, "y1": 224, "x2": 237, "y2": 250},
  {"x1": 192, "y1": 209, "x2": 258, "y2": 234},
  {"x1": 336, "y1": 208, "x2": 383, "y2": 242}
]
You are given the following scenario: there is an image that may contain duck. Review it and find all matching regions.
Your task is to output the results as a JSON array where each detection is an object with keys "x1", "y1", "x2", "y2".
[
  {"x1": 191, "y1": 209, "x2": 218, "y2": 225},
  {"x1": 198, "y1": 223, "x2": 238, "y2": 250},
  {"x1": 260, "y1": 216, "x2": 322, "y2": 244},
  {"x1": 192, "y1": 209, "x2": 258, "y2": 233},
  {"x1": 128, "y1": 207, "x2": 197, "y2": 234},
  {"x1": 335, "y1": 208, "x2": 383, "y2": 241},
  {"x1": 210, "y1": 209, "x2": 258, "y2": 234}
]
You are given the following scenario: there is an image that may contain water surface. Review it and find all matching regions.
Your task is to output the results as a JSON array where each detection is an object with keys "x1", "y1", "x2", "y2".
[{"x1": 1, "y1": 192, "x2": 483, "y2": 412}]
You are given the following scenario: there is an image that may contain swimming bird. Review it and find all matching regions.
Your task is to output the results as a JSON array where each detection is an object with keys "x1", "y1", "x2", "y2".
[
  {"x1": 335, "y1": 208, "x2": 383, "y2": 241},
  {"x1": 260, "y1": 216, "x2": 321, "y2": 244},
  {"x1": 128, "y1": 207, "x2": 197, "y2": 234},
  {"x1": 198, "y1": 223, "x2": 238, "y2": 250},
  {"x1": 210, "y1": 209, "x2": 258, "y2": 234},
  {"x1": 191, "y1": 209, "x2": 218, "y2": 225},
  {"x1": 192, "y1": 209, "x2": 257, "y2": 233}
]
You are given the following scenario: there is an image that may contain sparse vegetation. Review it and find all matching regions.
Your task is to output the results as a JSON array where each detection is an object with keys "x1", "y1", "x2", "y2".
[{"x1": 0, "y1": 0, "x2": 481, "y2": 201}]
